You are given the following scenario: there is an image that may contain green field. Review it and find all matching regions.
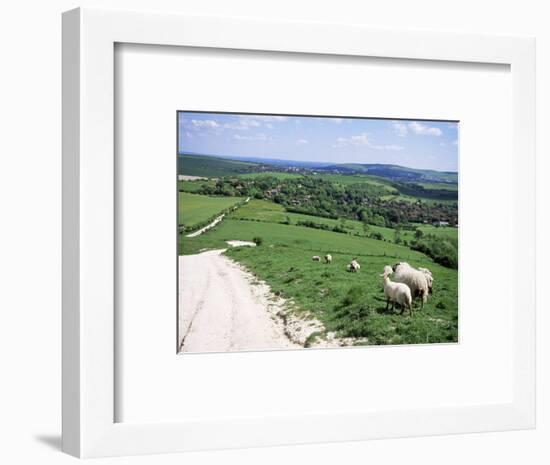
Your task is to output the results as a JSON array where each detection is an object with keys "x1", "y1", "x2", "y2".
[
  {"x1": 178, "y1": 193, "x2": 242, "y2": 230},
  {"x1": 417, "y1": 182, "x2": 458, "y2": 191},
  {"x1": 178, "y1": 204, "x2": 458, "y2": 345},
  {"x1": 179, "y1": 217, "x2": 427, "y2": 261},
  {"x1": 178, "y1": 179, "x2": 215, "y2": 193},
  {"x1": 177, "y1": 156, "x2": 458, "y2": 346},
  {"x1": 238, "y1": 171, "x2": 304, "y2": 180},
  {"x1": 178, "y1": 153, "x2": 259, "y2": 177},
  {"x1": 230, "y1": 199, "x2": 457, "y2": 244},
  {"x1": 314, "y1": 172, "x2": 458, "y2": 202},
  {"x1": 227, "y1": 243, "x2": 458, "y2": 346},
  {"x1": 381, "y1": 193, "x2": 458, "y2": 205},
  {"x1": 313, "y1": 173, "x2": 398, "y2": 191}
]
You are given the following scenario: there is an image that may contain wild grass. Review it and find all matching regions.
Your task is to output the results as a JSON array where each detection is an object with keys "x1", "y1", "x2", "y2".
[
  {"x1": 226, "y1": 238, "x2": 458, "y2": 345},
  {"x1": 178, "y1": 193, "x2": 242, "y2": 230}
]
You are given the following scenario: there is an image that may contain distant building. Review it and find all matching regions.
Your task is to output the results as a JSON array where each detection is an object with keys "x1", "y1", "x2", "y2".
[{"x1": 433, "y1": 220, "x2": 450, "y2": 227}]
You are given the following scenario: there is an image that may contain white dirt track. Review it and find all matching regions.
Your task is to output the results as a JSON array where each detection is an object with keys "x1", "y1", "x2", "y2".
[{"x1": 178, "y1": 249, "x2": 299, "y2": 353}]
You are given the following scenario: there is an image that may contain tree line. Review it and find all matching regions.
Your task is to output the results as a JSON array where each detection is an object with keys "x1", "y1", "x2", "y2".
[{"x1": 197, "y1": 175, "x2": 458, "y2": 227}]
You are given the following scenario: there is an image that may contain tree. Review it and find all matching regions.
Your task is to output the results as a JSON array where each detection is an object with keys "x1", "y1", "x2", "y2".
[{"x1": 394, "y1": 228, "x2": 402, "y2": 245}]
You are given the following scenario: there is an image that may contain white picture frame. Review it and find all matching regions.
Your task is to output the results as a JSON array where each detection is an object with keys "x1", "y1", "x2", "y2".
[{"x1": 62, "y1": 7, "x2": 536, "y2": 458}]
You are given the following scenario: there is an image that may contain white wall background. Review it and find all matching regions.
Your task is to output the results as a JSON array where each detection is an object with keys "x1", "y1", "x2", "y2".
[{"x1": 0, "y1": 1, "x2": 547, "y2": 464}]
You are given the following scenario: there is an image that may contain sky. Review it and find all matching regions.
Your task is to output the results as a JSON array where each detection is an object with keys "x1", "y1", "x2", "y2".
[{"x1": 178, "y1": 112, "x2": 459, "y2": 172}]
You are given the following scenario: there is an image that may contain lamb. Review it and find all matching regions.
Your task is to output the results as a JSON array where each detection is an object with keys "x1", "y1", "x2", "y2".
[
  {"x1": 324, "y1": 254, "x2": 332, "y2": 264},
  {"x1": 391, "y1": 262, "x2": 429, "y2": 308},
  {"x1": 312, "y1": 255, "x2": 321, "y2": 262},
  {"x1": 347, "y1": 258, "x2": 360, "y2": 272},
  {"x1": 380, "y1": 266, "x2": 413, "y2": 315},
  {"x1": 417, "y1": 267, "x2": 433, "y2": 294}
]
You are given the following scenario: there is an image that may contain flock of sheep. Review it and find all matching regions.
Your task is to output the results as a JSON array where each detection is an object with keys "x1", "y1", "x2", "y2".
[{"x1": 312, "y1": 254, "x2": 433, "y2": 316}]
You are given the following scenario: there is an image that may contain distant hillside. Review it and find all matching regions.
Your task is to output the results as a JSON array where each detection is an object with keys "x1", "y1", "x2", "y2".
[
  {"x1": 178, "y1": 153, "x2": 260, "y2": 177},
  {"x1": 214, "y1": 155, "x2": 333, "y2": 169},
  {"x1": 321, "y1": 163, "x2": 457, "y2": 183},
  {"x1": 178, "y1": 152, "x2": 457, "y2": 186}
]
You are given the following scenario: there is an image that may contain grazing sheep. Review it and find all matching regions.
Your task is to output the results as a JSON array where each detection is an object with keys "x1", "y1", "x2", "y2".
[
  {"x1": 391, "y1": 262, "x2": 429, "y2": 308},
  {"x1": 324, "y1": 254, "x2": 332, "y2": 264},
  {"x1": 347, "y1": 258, "x2": 360, "y2": 272},
  {"x1": 418, "y1": 267, "x2": 434, "y2": 294},
  {"x1": 312, "y1": 255, "x2": 321, "y2": 262},
  {"x1": 380, "y1": 266, "x2": 413, "y2": 315}
]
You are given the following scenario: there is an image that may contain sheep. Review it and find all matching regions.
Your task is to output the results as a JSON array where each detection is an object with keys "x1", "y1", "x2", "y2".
[
  {"x1": 380, "y1": 266, "x2": 413, "y2": 315},
  {"x1": 312, "y1": 255, "x2": 321, "y2": 262},
  {"x1": 391, "y1": 262, "x2": 429, "y2": 308},
  {"x1": 417, "y1": 267, "x2": 434, "y2": 294},
  {"x1": 347, "y1": 257, "x2": 360, "y2": 272},
  {"x1": 324, "y1": 254, "x2": 332, "y2": 264}
]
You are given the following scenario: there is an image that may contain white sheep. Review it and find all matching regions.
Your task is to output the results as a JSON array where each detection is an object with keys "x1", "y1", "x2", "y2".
[
  {"x1": 391, "y1": 262, "x2": 429, "y2": 308},
  {"x1": 324, "y1": 254, "x2": 332, "y2": 264},
  {"x1": 380, "y1": 266, "x2": 413, "y2": 315},
  {"x1": 347, "y1": 258, "x2": 360, "y2": 272},
  {"x1": 312, "y1": 255, "x2": 321, "y2": 262},
  {"x1": 417, "y1": 267, "x2": 434, "y2": 294}
]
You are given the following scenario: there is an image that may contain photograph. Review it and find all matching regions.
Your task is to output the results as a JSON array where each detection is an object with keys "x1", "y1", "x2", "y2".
[{"x1": 177, "y1": 111, "x2": 459, "y2": 353}]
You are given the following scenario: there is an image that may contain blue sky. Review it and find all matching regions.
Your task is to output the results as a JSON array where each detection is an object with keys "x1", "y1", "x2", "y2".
[{"x1": 178, "y1": 112, "x2": 459, "y2": 172}]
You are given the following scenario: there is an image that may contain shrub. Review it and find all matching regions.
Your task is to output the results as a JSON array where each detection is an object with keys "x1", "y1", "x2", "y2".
[
  {"x1": 411, "y1": 236, "x2": 458, "y2": 269},
  {"x1": 252, "y1": 236, "x2": 263, "y2": 246}
]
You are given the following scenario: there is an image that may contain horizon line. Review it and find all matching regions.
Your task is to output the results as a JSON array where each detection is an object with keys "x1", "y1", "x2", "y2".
[{"x1": 178, "y1": 151, "x2": 458, "y2": 174}]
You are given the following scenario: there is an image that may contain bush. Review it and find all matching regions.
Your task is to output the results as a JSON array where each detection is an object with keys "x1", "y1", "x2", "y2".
[
  {"x1": 252, "y1": 236, "x2": 263, "y2": 246},
  {"x1": 411, "y1": 236, "x2": 458, "y2": 269}
]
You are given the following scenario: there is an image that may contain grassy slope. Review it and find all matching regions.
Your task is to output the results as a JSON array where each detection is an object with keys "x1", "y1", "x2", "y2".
[
  {"x1": 415, "y1": 225, "x2": 459, "y2": 239},
  {"x1": 178, "y1": 153, "x2": 258, "y2": 177},
  {"x1": 180, "y1": 218, "x2": 423, "y2": 258},
  {"x1": 238, "y1": 171, "x2": 304, "y2": 180},
  {"x1": 178, "y1": 216, "x2": 458, "y2": 345},
  {"x1": 417, "y1": 182, "x2": 458, "y2": 191},
  {"x1": 312, "y1": 173, "x2": 398, "y2": 192},
  {"x1": 178, "y1": 193, "x2": 242, "y2": 229},
  {"x1": 381, "y1": 193, "x2": 458, "y2": 205},
  {"x1": 230, "y1": 199, "x2": 458, "y2": 243},
  {"x1": 177, "y1": 163, "x2": 458, "y2": 346},
  {"x1": 227, "y1": 244, "x2": 458, "y2": 345},
  {"x1": 178, "y1": 179, "x2": 215, "y2": 193}
]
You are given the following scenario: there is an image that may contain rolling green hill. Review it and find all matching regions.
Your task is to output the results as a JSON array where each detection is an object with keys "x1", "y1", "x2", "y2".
[
  {"x1": 324, "y1": 163, "x2": 458, "y2": 184},
  {"x1": 178, "y1": 153, "x2": 260, "y2": 177},
  {"x1": 178, "y1": 210, "x2": 458, "y2": 346},
  {"x1": 178, "y1": 193, "x2": 243, "y2": 231}
]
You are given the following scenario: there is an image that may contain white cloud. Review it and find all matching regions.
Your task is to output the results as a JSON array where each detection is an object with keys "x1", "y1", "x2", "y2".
[
  {"x1": 392, "y1": 122, "x2": 408, "y2": 137},
  {"x1": 333, "y1": 133, "x2": 370, "y2": 147},
  {"x1": 233, "y1": 133, "x2": 271, "y2": 141},
  {"x1": 185, "y1": 131, "x2": 193, "y2": 138},
  {"x1": 296, "y1": 139, "x2": 308, "y2": 145},
  {"x1": 191, "y1": 119, "x2": 219, "y2": 129},
  {"x1": 408, "y1": 121, "x2": 442, "y2": 136},
  {"x1": 225, "y1": 115, "x2": 288, "y2": 131},
  {"x1": 380, "y1": 144, "x2": 404, "y2": 151},
  {"x1": 452, "y1": 139, "x2": 458, "y2": 146},
  {"x1": 333, "y1": 133, "x2": 403, "y2": 151}
]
